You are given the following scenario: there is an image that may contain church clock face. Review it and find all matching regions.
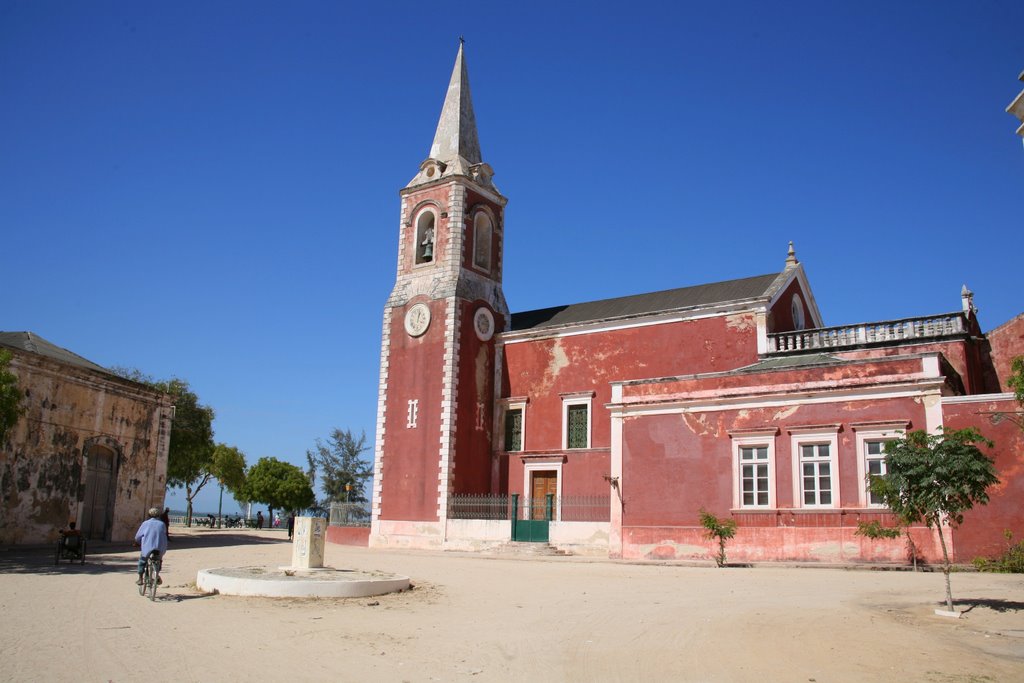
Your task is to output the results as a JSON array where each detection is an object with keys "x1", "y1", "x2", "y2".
[
  {"x1": 404, "y1": 303, "x2": 431, "y2": 337},
  {"x1": 473, "y1": 307, "x2": 495, "y2": 341}
]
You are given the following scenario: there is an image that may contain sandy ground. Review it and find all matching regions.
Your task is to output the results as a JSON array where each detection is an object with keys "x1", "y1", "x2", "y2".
[{"x1": 1, "y1": 529, "x2": 1022, "y2": 683}]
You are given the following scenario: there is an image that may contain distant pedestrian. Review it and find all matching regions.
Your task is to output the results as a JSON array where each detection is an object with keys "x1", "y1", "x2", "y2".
[
  {"x1": 160, "y1": 507, "x2": 171, "y2": 540},
  {"x1": 256, "y1": 511, "x2": 264, "y2": 529},
  {"x1": 287, "y1": 513, "x2": 295, "y2": 540}
]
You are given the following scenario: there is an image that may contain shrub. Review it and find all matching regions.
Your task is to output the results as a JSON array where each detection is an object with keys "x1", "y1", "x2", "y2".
[
  {"x1": 973, "y1": 530, "x2": 1024, "y2": 573},
  {"x1": 699, "y1": 509, "x2": 737, "y2": 568}
]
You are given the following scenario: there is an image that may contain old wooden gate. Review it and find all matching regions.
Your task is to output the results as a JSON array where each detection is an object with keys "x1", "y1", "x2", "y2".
[{"x1": 80, "y1": 446, "x2": 115, "y2": 540}]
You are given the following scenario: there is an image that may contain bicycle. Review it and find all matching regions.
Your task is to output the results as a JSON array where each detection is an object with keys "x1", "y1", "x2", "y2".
[{"x1": 138, "y1": 550, "x2": 161, "y2": 601}]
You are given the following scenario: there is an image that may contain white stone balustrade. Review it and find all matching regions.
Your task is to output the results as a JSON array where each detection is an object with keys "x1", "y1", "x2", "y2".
[{"x1": 767, "y1": 313, "x2": 967, "y2": 354}]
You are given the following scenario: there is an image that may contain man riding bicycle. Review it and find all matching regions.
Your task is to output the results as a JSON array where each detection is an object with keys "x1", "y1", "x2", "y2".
[{"x1": 134, "y1": 507, "x2": 168, "y2": 586}]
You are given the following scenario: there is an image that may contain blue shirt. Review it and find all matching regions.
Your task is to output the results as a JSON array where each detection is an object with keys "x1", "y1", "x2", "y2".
[{"x1": 135, "y1": 518, "x2": 168, "y2": 557}]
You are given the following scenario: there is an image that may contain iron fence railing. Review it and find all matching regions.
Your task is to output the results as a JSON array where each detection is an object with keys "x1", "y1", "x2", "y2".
[
  {"x1": 559, "y1": 495, "x2": 611, "y2": 522},
  {"x1": 447, "y1": 494, "x2": 610, "y2": 522},
  {"x1": 448, "y1": 494, "x2": 511, "y2": 520},
  {"x1": 329, "y1": 502, "x2": 371, "y2": 527}
]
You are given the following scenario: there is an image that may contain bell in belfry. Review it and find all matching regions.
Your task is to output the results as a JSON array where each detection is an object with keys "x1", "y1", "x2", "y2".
[{"x1": 421, "y1": 226, "x2": 434, "y2": 261}]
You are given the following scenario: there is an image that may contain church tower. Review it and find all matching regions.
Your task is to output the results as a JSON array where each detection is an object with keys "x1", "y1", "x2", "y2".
[{"x1": 370, "y1": 44, "x2": 508, "y2": 547}]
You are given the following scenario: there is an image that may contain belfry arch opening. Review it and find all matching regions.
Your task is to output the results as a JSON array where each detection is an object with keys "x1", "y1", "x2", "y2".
[
  {"x1": 415, "y1": 210, "x2": 436, "y2": 265},
  {"x1": 473, "y1": 212, "x2": 492, "y2": 272}
]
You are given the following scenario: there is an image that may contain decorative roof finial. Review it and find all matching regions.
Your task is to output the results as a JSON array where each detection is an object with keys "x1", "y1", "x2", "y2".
[
  {"x1": 961, "y1": 284, "x2": 976, "y2": 314},
  {"x1": 459, "y1": 35, "x2": 465, "y2": 46},
  {"x1": 785, "y1": 241, "x2": 798, "y2": 266}
]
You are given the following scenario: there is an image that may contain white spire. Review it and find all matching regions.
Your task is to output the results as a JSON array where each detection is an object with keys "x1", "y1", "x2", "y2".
[
  {"x1": 407, "y1": 41, "x2": 496, "y2": 190},
  {"x1": 429, "y1": 40, "x2": 481, "y2": 165}
]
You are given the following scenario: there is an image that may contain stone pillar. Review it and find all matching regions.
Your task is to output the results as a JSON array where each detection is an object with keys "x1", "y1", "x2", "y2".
[{"x1": 290, "y1": 517, "x2": 326, "y2": 569}]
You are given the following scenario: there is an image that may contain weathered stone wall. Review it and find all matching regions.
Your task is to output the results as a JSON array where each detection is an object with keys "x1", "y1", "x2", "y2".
[
  {"x1": 944, "y1": 394, "x2": 1024, "y2": 562},
  {"x1": 0, "y1": 350, "x2": 171, "y2": 545},
  {"x1": 982, "y1": 312, "x2": 1024, "y2": 393}
]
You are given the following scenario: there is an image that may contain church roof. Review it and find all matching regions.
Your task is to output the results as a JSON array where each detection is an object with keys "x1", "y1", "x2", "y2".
[
  {"x1": 0, "y1": 331, "x2": 109, "y2": 374},
  {"x1": 510, "y1": 272, "x2": 783, "y2": 331},
  {"x1": 736, "y1": 353, "x2": 841, "y2": 372}
]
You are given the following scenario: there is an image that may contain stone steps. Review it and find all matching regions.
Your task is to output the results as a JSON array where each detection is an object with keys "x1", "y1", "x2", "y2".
[{"x1": 491, "y1": 542, "x2": 571, "y2": 557}]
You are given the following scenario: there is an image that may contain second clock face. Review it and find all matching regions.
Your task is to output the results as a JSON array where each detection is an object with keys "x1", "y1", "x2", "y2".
[
  {"x1": 474, "y1": 307, "x2": 494, "y2": 341},
  {"x1": 405, "y1": 303, "x2": 431, "y2": 337}
]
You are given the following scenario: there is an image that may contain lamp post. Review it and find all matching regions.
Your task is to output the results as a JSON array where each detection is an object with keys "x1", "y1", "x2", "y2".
[
  {"x1": 217, "y1": 482, "x2": 224, "y2": 528},
  {"x1": 344, "y1": 483, "x2": 353, "y2": 525}
]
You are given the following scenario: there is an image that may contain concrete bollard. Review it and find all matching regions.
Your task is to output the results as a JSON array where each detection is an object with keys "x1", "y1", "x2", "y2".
[{"x1": 290, "y1": 516, "x2": 326, "y2": 569}]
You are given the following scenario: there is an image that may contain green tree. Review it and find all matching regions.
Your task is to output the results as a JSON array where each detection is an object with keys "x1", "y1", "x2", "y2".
[
  {"x1": 158, "y1": 379, "x2": 215, "y2": 525},
  {"x1": 305, "y1": 428, "x2": 372, "y2": 506},
  {"x1": 111, "y1": 368, "x2": 216, "y2": 525},
  {"x1": 210, "y1": 443, "x2": 247, "y2": 521},
  {"x1": 210, "y1": 444, "x2": 247, "y2": 494},
  {"x1": 981, "y1": 355, "x2": 1024, "y2": 432},
  {"x1": 0, "y1": 350, "x2": 25, "y2": 447},
  {"x1": 1008, "y1": 356, "x2": 1024, "y2": 406},
  {"x1": 870, "y1": 428, "x2": 999, "y2": 613},
  {"x1": 243, "y1": 457, "x2": 315, "y2": 525}
]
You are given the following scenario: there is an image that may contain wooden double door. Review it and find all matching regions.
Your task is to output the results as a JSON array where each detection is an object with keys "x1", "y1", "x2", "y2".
[
  {"x1": 529, "y1": 471, "x2": 558, "y2": 520},
  {"x1": 512, "y1": 470, "x2": 558, "y2": 543}
]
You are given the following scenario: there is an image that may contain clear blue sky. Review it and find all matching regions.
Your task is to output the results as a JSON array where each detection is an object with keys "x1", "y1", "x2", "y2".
[{"x1": 3, "y1": 2, "x2": 1021, "y2": 514}]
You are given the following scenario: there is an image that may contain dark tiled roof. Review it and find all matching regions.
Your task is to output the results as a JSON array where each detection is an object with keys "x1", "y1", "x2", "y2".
[
  {"x1": 736, "y1": 353, "x2": 840, "y2": 372},
  {"x1": 0, "y1": 331, "x2": 109, "y2": 374},
  {"x1": 510, "y1": 273, "x2": 782, "y2": 332}
]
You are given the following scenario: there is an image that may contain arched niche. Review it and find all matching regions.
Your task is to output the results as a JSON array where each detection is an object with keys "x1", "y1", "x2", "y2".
[{"x1": 472, "y1": 211, "x2": 492, "y2": 272}]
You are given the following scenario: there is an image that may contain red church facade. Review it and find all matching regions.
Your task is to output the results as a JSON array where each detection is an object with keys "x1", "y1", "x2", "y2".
[{"x1": 368, "y1": 46, "x2": 1024, "y2": 565}]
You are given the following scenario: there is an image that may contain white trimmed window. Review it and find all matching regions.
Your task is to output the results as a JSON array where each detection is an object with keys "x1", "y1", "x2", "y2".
[
  {"x1": 730, "y1": 431, "x2": 777, "y2": 509},
  {"x1": 789, "y1": 428, "x2": 840, "y2": 508},
  {"x1": 503, "y1": 401, "x2": 526, "y2": 452},
  {"x1": 797, "y1": 443, "x2": 834, "y2": 506},
  {"x1": 864, "y1": 441, "x2": 887, "y2": 506},
  {"x1": 741, "y1": 445, "x2": 770, "y2": 506},
  {"x1": 561, "y1": 393, "x2": 593, "y2": 450},
  {"x1": 472, "y1": 212, "x2": 492, "y2": 272},
  {"x1": 853, "y1": 423, "x2": 906, "y2": 508}
]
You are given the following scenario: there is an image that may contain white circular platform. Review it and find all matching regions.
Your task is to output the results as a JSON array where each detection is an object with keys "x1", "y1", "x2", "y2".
[{"x1": 196, "y1": 566, "x2": 410, "y2": 598}]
